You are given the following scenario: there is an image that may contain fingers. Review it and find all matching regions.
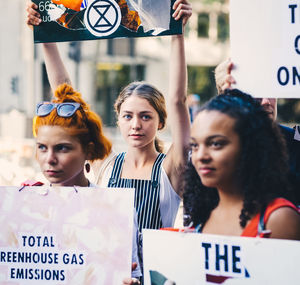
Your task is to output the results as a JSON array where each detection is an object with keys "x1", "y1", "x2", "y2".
[
  {"x1": 172, "y1": 0, "x2": 192, "y2": 26},
  {"x1": 122, "y1": 277, "x2": 140, "y2": 285},
  {"x1": 26, "y1": 1, "x2": 41, "y2": 27},
  {"x1": 131, "y1": 262, "x2": 137, "y2": 271},
  {"x1": 226, "y1": 60, "x2": 234, "y2": 75},
  {"x1": 221, "y1": 74, "x2": 236, "y2": 92}
]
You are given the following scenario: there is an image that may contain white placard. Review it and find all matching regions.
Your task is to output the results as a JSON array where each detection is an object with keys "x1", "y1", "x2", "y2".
[
  {"x1": 0, "y1": 186, "x2": 134, "y2": 285},
  {"x1": 230, "y1": 0, "x2": 300, "y2": 98},
  {"x1": 143, "y1": 230, "x2": 300, "y2": 284}
]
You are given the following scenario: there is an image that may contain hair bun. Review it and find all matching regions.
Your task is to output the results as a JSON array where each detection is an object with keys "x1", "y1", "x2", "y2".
[{"x1": 53, "y1": 83, "x2": 88, "y2": 109}]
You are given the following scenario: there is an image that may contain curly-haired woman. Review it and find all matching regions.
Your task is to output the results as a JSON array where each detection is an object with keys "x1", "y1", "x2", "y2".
[{"x1": 183, "y1": 89, "x2": 300, "y2": 240}]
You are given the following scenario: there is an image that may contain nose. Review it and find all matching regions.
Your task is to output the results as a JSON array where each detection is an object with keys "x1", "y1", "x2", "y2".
[
  {"x1": 260, "y1": 98, "x2": 271, "y2": 106},
  {"x1": 192, "y1": 145, "x2": 211, "y2": 163},
  {"x1": 131, "y1": 116, "x2": 141, "y2": 130},
  {"x1": 46, "y1": 150, "x2": 58, "y2": 165}
]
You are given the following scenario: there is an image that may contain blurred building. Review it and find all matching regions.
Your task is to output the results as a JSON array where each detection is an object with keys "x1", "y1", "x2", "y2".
[{"x1": 0, "y1": 0, "x2": 230, "y2": 135}]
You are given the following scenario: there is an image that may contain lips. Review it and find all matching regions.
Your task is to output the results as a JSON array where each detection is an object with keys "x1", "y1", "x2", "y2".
[
  {"x1": 199, "y1": 167, "x2": 215, "y2": 175},
  {"x1": 45, "y1": 170, "x2": 62, "y2": 177},
  {"x1": 130, "y1": 134, "x2": 144, "y2": 139}
]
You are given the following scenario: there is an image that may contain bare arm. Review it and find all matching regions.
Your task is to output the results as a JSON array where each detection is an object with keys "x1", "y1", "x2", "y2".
[
  {"x1": 164, "y1": 0, "x2": 192, "y2": 197},
  {"x1": 266, "y1": 207, "x2": 300, "y2": 240},
  {"x1": 26, "y1": 1, "x2": 72, "y2": 91},
  {"x1": 42, "y1": 43, "x2": 72, "y2": 90}
]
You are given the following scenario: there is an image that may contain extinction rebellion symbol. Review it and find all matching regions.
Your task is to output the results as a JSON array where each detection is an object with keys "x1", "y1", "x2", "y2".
[{"x1": 84, "y1": 0, "x2": 121, "y2": 37}]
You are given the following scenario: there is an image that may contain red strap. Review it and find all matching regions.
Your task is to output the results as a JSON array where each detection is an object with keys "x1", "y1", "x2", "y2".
[
  {"x1": 242, "y1": 198, "x2": 298, "y2": 237},
  {"x1": 21, "y1": 180, "x2": 44, "y2": 186}
]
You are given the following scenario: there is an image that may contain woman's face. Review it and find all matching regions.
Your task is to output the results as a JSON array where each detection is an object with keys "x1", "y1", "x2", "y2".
[
  {"x1": 190, "y1": 110, "x2": 241, "y2": 190},
  {"x1": 36, "y1": 125, "x2": 87, "y2": 186},
  {"x1": 118, "y1": 95, "x2": 162, "y2": 149}
]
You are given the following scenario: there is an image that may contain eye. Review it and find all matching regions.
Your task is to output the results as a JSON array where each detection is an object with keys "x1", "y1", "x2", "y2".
[
  {"x1": 189, "y1": 142, "x2": 198, "y2": 151},
  {"x1": 56, "y1": 144, "x2": 71, "y2": 152},
  {"x1": 37, "y1": 144, "x2": 47, "y2": 151},
  {"x1": 141, "y1": 114, "x2": 151, "y2": 120},
  {"x1": 209, "y1": 140, "x2": 226, "y2": 149},
  {"x1": 123, "y1": 114, "x2": 132, "y2": 120}
]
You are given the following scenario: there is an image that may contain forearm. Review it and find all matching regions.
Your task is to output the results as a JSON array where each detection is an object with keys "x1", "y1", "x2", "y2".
[
  {"x1": 169, "y1": 34, "x2": 187, "y2": 105},
  {"x1": 42, "y1": 43, "x2": 72, "y2": 91}
]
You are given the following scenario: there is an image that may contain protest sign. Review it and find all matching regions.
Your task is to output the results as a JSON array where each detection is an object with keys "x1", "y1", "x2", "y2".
[
  {"x1": 143, "y1": 229, "x2": 300, "y2": 285},
  {"x1": 33, "y1": 0, "x2": 182, "y2": 43},
  {"x1": 230, "y1": 0, "x2": 300, "y2": 98},
  {"x1": 0, "y1": 186, "x2": 134, "y2": 284}
]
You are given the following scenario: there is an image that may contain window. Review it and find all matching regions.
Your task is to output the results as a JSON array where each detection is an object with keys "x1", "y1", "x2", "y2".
[
  {"x1": 96, "y1": 64, "x2": 145, "y2": 126},
  {"x1": 217, "y1": 13, "x2": 229, "y2": 42},
  {"x1": 197, "y1": 13, "x2": 210, "y2": 38}
]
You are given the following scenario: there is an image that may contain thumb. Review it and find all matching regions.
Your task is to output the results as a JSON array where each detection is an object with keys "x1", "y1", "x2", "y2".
[{"x1": 131, "y1": 262, "x2": 138, "y2": 271}]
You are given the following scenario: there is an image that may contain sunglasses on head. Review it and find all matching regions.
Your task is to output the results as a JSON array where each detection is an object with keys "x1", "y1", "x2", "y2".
[{"x1": 36, "y1": 102, "x2": 81, "y2": 117}]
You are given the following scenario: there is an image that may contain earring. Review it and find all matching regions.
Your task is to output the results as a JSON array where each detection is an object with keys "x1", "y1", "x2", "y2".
[{"x1": 85, "y1": 162, "x2": 90, "y2": 173}]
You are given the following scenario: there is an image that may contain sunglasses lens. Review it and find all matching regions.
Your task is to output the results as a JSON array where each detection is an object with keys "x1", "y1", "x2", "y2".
[
  {"x1": 37, "y1": 103, "x2": 55, "y2": 116},
  {"x1": 57, "y1": 103, "x2": 79, "y2": 117}
]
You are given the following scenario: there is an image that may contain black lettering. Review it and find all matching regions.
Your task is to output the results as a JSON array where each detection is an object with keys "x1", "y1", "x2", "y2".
[
  {"x1": 16, "y1": 268, "x2": 24, "y2": 279},
  {"x1": 28, "y1": 236, "x2": 35, "y2": 247},
  {"x1": 36, "y1": 236, "x2": 41, "y2": 247},
  {"x1": 32, "y1": 253, "x2": 40, "y2": 263},
  {"x1": 1, "y1": 251, "x2": 6, "y2": 262},
  {"x1": 45, "y1": 269, "x2": 51, "y2": 280},
  {"x1": 289, "y1": 4, "x2": 297, "y2": 23},
  {"x1": 215, "y1": 244, "x2": 228, "y2": 272},
  {"x1": 12, "y1": 251, "x2": 17, "y2": 262},
  {"x1": 202, "y1": 243, "x2": 212, "y2": 270},
  {"x1": 63, "y1": 253, "x2": 69, "y2": 264},
  {"x1": 43, "y1": 236, "x2": 49, "y2": 247},
  {"x1": 60, "y1": 270, "x2": 65, "y2": 281},
  {"x1": 54, "y1": 253, "x2": 59, "y2": 264},
  {"x1": 79, "y1": 253, "x2": 84, "y2": 265},
  {"x1": 25, "y1": 252, "x2": 32, "y2": 263},
  {"x1": 41, "y1": 252, "x2": 47, "y2": 264},
  {"x1": 71, "y1": 254, "x2": 78, "y2": 264},
  {"x1": 35, "y1": 268, "x2": 40, "y2": 280},
  {"x1": 293, "y1": 67, "x2": 300, "y2": 85},
  {"x1": 18, "y1": 251, "x2": 24, "y2": 263},
  {"x1": 52, "y1": 270, "x2": 59, "y2": 280},
  {"x1": 22, "y1": 236, "x2": 27, "y2": 247},
  {"x1": 295, "y1": 35, "x2": 300, "y2": 55},
  {"x1": 232, "y1": 246, "x2": 241, "y2": 273},
  {"x1": 7, "y1": 251, "x2": 11, "y2": 262},
  {"x1": 277, "y1": 66, "x2": 289, "y2": 86},
  {"x1": 10, "y1": 268, "x2": 15, "y2": 279},
  {"x1": 50, "y1": 236, "x2": 55, "y2": 247},
  {"x1": 28, "y1": 268, "x2": 34, "y2": 279}
]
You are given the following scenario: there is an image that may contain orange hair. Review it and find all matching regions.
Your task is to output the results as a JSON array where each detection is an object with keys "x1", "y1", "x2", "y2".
[{"x1": 33, "y1": 83, "x2": 112, "y2": 161}]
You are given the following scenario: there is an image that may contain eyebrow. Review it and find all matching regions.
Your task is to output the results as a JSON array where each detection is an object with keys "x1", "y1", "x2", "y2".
[
  {"x1": 190, "y1": 134, "x2": 228, "y2": 141},
  {"x1": 122, "y1": 110, "x2": 154, "y2": 114}
]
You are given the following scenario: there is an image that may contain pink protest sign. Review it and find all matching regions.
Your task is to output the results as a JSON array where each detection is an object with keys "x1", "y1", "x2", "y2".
[{"x1": 0, "y1": 186, "x2": 134, "y2": 284}]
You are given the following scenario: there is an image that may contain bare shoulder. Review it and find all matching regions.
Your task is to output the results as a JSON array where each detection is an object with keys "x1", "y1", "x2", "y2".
[
  {"x1": 266, "y1": 206, "x2": 300, "y2": 240},
  {"x1": 91, "y1": 151, "x2": 117, "y2": 184}
]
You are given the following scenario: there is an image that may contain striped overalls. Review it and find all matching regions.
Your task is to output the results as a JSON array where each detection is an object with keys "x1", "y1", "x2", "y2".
[{"x1": 108, "y1": 152, "x2": 166, "y2": 231}]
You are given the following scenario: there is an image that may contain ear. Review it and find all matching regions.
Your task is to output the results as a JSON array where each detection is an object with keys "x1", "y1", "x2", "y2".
[
  {"x1": 85, "y1": 142, "x2": 95, "y2": 160},
  {"x1": 158, "y1": 122, "x2": 163, "y2": 130}
]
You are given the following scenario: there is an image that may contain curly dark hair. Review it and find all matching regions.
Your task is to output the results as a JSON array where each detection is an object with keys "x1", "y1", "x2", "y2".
[{"x1": 183, "y1": 89, "x2": 292, "y2": 228}]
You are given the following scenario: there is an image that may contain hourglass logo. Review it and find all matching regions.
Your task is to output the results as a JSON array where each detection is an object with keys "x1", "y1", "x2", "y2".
[{"x1": 84, "y1": 0, "x2": 121, "y2": 37}]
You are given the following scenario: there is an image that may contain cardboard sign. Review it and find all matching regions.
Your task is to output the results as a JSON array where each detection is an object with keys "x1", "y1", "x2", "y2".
[
  {"x1": 230, "y1": 0, "x2": 300, "y2": 98},
  {"x1": 33, "y1": 0, "x2": 182, "y2": 43},
  {"x1": 143, "y1": 230, "x2": 300, "y2": 284},
  {"x1": 0, "y1": 186, "x2": 134, "y2": 284}
]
